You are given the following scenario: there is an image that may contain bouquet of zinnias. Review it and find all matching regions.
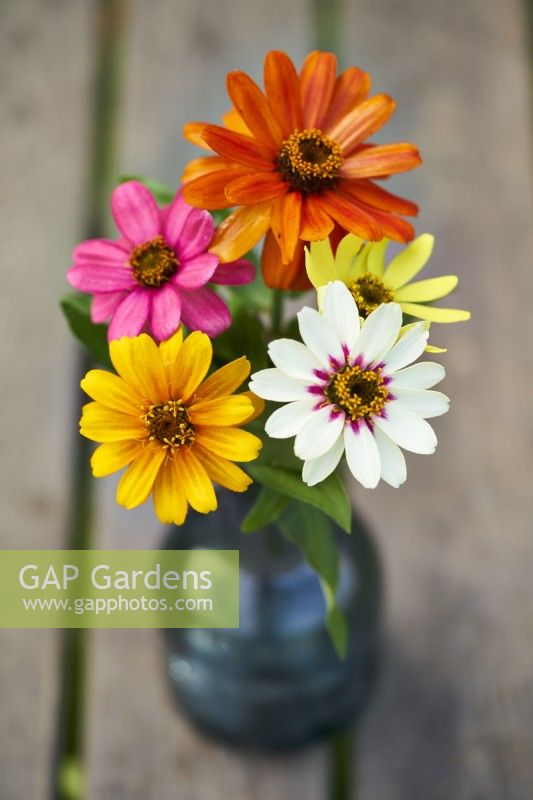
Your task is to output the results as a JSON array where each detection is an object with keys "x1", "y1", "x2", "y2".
[{"x1": 61, "y1": 51, "x2": 468, "y2": 653}]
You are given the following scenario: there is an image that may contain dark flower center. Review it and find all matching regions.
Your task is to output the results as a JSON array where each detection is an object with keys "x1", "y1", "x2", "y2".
[
  {"x1": 130, "y1": 236, "x2": 178, "y2": 288},
  {"x1": 277, "y1": 128, "x2": 342, "y2": 194},
  {"x1": 348, "y1": 275, "x2": 394, "y2": 318},
  {"x1": 326, "y1": 364, "x2": 389, "y2": 420},
  {"x1": 143, "y1": 401, "x2": 194, "y2": 449}
]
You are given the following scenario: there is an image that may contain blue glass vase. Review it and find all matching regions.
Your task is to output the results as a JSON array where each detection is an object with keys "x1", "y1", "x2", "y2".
[{"x1": 162, "y1": 488, "x2": 382, "y2": 750}]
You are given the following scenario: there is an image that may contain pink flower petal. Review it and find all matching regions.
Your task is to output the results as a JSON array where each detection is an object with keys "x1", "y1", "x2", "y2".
[
  {"x1": 180, "y1": 287, "x2": 231, "y2": 337},
  {"x1": 149, "y1": 283, "x2": 182, "y2": 342},
  {"x1": 111, "y1": 181, "x2": 161, "y2": 246},
  {"x1": 162, "y1": 192, "x2": 194, "y2": 250},
  {"x1": 173, "y1": 253, "x2": 219, "y2": 290},
  {"x1": 72, "y1": 238, "x2": 129, "y2": 265},
  {"x1": 67, "y1": 264, "x2": 135, "y2": 292},
  {"x1": 176, "y1": 208, "x2": 214, "y2": 260},
  {"x1": 211, "y1": 257, "x2": 256, "y2": 285},
  {"x1": 108, "y1": 288, "x2": 151, "y2": 340},
  {"x1": 91, "y1": 291, "x2": 128, "y2": 323}
]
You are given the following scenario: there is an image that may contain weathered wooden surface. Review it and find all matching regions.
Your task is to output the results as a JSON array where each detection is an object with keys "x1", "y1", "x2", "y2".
[{"x1": 0, "y1": 1, "x2": 92, "y2": 797}]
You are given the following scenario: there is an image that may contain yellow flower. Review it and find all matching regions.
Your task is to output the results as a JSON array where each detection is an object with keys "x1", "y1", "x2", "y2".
[
  {"x1": 306, "y1": 232, "x2": 470, "y2": 325},
  {"x1": 79, "y1": 328, "x2": 264, "y2": 525}
]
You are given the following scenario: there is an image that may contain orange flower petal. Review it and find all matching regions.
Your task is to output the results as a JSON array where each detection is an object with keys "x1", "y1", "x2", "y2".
[
  {"x1": 322, "y1": 67, "x2": 372, "y2": 132},
  {"x1": 182, "y1": 166, "x2": 251, "y2": 210},
  {"x1": 202, "y1": 125, "x2": 276, "y2": 169},
  {"x1": 342, "y1": 179, "x2": 419, "y2": 217},
  {"x1": 340, "y1": 142, "x2": 422, "y2": 179},
  {"x1": 264, "y1": 50, "x2": 303, "y2": 137},
  {"x1": 271, "y1": 191, "x2": 302, "y2": 263},
  {"x1": 225, "y1": 172, "x2": 287, "y2": 204},
  {"x1": 261, "y1": 230, "x2": 307, "y2": 289},
  {"x1": 328, "y1": 94, "x2": 396, "y2": 153},
  {"x1": 181, "y1": 155, "x2": 234, "y2": 183},
  {"x1": 209, "y1": 201, "x2": 272, "y2": 262},
  {"x1": 299, "y1": 50, "x2": 337, "y2": 129},
  {"x1": 300, "y1": 194, "x2": 335, "y2": 241},
  {"x1": 320, "y1": 190, "x2": 383, "y2": 240},
  {"x1": 183, "y1": 121, "x2": 210, "y2": 149},
  {"x1": 227, "y1": 71, "x2": 283, "y2": 148},
  {"x1": 222, "y1": 107, "x2": 251, "y2": 136},
  {"x1": 340, "y1": 191, "x2": 415, "y2": 243}
]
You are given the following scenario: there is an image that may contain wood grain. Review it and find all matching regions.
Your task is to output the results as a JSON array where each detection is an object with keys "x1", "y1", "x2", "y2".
[{"x1": 0, "y1": 1, "x2": 92, "y2": 797}]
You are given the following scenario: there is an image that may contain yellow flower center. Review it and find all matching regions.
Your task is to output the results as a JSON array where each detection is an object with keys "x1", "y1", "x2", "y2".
[
  {"x1": 348, "y1": 275, "x2": 394, "y2": 318},
  {"x1": 277, "y1": 128, "x2": 342, "y2": 193},
  {"x1": 326, "y1": 364, "x2": 389, "y2": 421},
  {"x1": 130, "y1": 235, "x2": 178, "y2": 288},
  {"x1": 143, "y1": 400, "x2": 194, "y2": 449}
]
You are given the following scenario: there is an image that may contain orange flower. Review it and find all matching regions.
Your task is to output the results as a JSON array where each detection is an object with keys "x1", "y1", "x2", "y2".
[{"x1": 182, "y1": 51, "x2": 422, "y2": 290}]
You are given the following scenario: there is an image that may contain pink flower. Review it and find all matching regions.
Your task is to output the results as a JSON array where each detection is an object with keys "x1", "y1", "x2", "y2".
[{"x1": 67, "y1": 180, "x2": 255, "y2": 341}]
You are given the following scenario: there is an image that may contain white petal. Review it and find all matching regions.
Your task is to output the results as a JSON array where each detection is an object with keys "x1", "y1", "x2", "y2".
[
  {"x1": 294, "y1": 405, "x2": 346, "y2": 460},
  {"x1": 249, "y1": 369, "x2": 310, "y2": 402},
  {"x1": 268, "y1": 338, "x2": 323, "y2": 381},
  {"x1": 382, "y1": 323, "x2": 429, "y2": 375},
  {"x1": 374, "y1": 404, "x2": 437, "y2": 454},
  {"x1": 353, "y1": 303, "x2": 402, "y2": 366},
  {"x1": 322, "y1": 281, "x2": 360, "y2": 357},
  {"x1": 302, "y1": 434, "x2": 345, "y2": 486},
  {"x1": 373, "y1": 427, "x2": 406, "y2": 488},
  {"x1": 390, "y1": 361, "x2": 445, "y2": 390},
  {"x1": 343, "y1": 423, "x2": 381, "y2": 489},
  {"x1": 393, "y1": 389, "x2": 450, "y2": 419},
  {"x1": 297, "y1": 306, "x2": 345, "y2": 367},
  {"x1": 265, "y1": 399, "x2": 315, "y2": 438}
]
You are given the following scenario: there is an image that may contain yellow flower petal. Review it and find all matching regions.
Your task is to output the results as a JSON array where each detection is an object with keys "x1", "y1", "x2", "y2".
[
  {"x1": 189, "y1": 395, "x2": 255, "y2": 426},
  {"x1": 305, "y1": 240, "x2": 337, "y2": 287},
  {"x1": 176, "y1": 448, "x2": 217, "y2": 514},
  {"x1": 81, "y1": 370, "x2": 144, "y2": 415},
  {"x1": 116, "y1": 443, "x2": 166, "y2": 509},
  {"x1": 159, "y1": 327, "x2": 184, "y2": 384},
  {"x1": 152, "y1": 455, "x2": 188, "y2": 525},
  {"x1": 168, "y1": 331, "x2": 212, "y2": 403},
  {"x1": 364, "y1": 239, "x2": 389, "y2": 279},
  {"x1": 195, "y1": 444, "x2": 253, "y2": 493},
  {"x1": 395, "y1": 275, "x2": 458, "y2": 302},
  {"x1": 383, "y1": 233, "x2": 434, "y2": 290},
  {"x1": 109, "y1": 334, "x2": 167, "y2": 402},
  {"x1": 80, "y1": 402, "x2": 146, "y2": 442},
  {"x1": 90, "y1": 440, "x2": 144, "y2": 477},
  {"x1": 238, "y1": 391, "x2": 265, "y2": 423},
  {"x1": 195, "y1": 356, "x2": 250, "y2": 401},
  {"x1": 425, "y1": 343, "x2": 447, "y2": 353},
  {"x1": 195, "y1": 426, "x2": 262, "y2": 462},
  {"x1": 400, "y1": 302, "x2": 471, "y2": 323},
  {"x1": 333, "y1": 233, "x2": 366, "y2": 282}
]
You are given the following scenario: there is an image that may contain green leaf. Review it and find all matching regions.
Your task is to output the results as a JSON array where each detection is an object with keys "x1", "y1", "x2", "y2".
[
  {"x1": 212, "y1": 305, "x2": 268, "y2": 373},
  {"x1": 118, "y1": 174, "x2": 176, "y2": 206},
  {"x1": 241, "y1": 487, "x2": 290, "y2": 533},
  {"x1": 60, "y1": 293, "x2": 112, "y2": 369},
  {"x1": 246, "y1": 462, "x2": 351, "y2": 533},
  {"x1": 279, "y1": 503, "x2": 348, "y2": 658}
]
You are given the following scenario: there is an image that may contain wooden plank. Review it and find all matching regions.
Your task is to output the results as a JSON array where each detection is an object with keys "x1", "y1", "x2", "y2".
[
  {"x1": 86, "y1": 1, "x2": 327, "y2": 797},
  {"x1": 341, "y1": 1, "x2": 533, "y2": 798},
  {"x1": 0, "y1": 0, "x2": 93, "y2": 797}
]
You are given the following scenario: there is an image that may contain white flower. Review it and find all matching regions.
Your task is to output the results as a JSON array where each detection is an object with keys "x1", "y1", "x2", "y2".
[{"x1": 249, "y1": 281, "x2": 449, "y2": 489}]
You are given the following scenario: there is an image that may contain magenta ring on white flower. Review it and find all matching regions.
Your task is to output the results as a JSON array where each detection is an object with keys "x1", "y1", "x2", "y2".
[{"x1": 249, "y1": 281, "x2": 449, "y2": 490}]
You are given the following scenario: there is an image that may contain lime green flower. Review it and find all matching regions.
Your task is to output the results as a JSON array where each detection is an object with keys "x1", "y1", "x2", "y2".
[{"x1": 306, "y1": 232, "x2": 470, "y2": 325}]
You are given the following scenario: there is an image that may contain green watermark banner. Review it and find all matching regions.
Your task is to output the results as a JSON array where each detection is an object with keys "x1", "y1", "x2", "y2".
[{"x1": 0, "y1": 550, "x2": 239, "y2": 628}]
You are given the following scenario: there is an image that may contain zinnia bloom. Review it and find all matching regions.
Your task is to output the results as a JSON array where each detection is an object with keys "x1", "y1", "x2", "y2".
[
  {"x1": 68, "y1": 180, "x2": 255, "y2": 341},
  {"x1": 80, "y1": 328, "x2": 263, "y2": 524},
  {"x1": 250, "y1": 282, "x2": 449, "y2": 489},
  {"x1": 306, "y1": 232, "x2": 470, "y2": 323},
  {"x1": 182, "y1": 50, "x2": 421, "y2": 290}
]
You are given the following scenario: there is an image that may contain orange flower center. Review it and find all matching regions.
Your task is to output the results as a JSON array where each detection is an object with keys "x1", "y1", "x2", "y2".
[
  {"x1": 130, "y1": 236, "x2": 178, "y2": 288},
  {"x1": 348, "y1": 275, "x2": 394, "y2": 318},
  {"x1": 277, "y1": 128, "x2": 342, "y2": 193},
  {"x1": 326, "y1": 364, "x2": 389, "y2": 420},
  {"x1": 143, "y1": 400, "x2": 195, "y2": 449}
]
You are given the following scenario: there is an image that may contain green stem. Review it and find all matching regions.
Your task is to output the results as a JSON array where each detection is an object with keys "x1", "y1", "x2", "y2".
[
  {"x1": 311, "y1": 0, "x2": 343, "y2": 57},
  {"x1": 270, "y1": 289, "x2": 284, "y2": 337},
  {"x1": 329, "y1": 728, "x2": 356, "y2": 800}
]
